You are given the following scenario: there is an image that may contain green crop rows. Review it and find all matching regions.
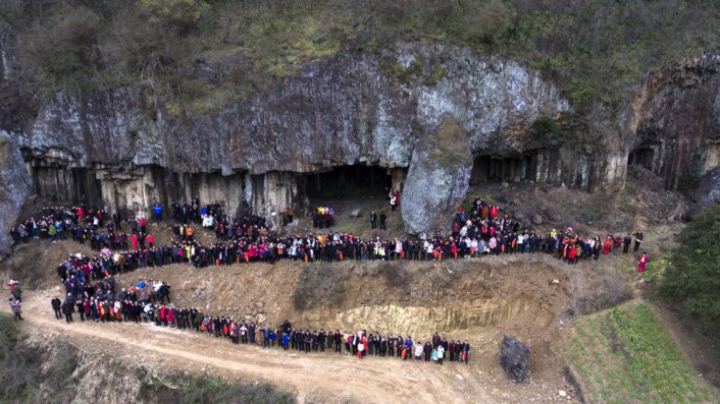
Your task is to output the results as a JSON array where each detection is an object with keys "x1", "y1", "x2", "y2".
[{"x1": 564, "y1": 303, "x2": 714, "y2": 403}]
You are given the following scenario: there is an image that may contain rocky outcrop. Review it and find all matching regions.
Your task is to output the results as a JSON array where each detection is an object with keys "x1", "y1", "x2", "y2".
[
  {"x1": 402, "y1": 118, "x2": 472, "y2": 235},
  {"x1": 1, "y1": 42, "x2": 572, "y2": 238},
  {"x1": 0, "y1": 131, "x2": 32, "y2": 258},
  {"x1": 689, "y1": 167, "x2": 720, "y2": 217},
  {"x1": 3, "y1": 40, "x2": 720, "y2": 244},
  {"x1": 500, "y1": 336, "x2": 531, "y2": 383},
  {"x1": 628, "y1": 53, "x2": 720, "y2": 190},
  {"x1": 18, "y1": 43, "x2": 570, "y2": 175}
]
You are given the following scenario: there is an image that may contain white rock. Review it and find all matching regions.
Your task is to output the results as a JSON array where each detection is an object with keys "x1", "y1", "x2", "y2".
[
  {"x1": 559, "y1": 390, "x2": 567, "y2": 398},
  {"x1": 551, "y1": 279, "x2": 560, "y2": 284}
]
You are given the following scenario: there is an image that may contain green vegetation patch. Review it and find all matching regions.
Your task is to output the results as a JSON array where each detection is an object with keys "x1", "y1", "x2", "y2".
[
  {"x1": 656, "y1": 204, "x2": 720, "y2": 333},
  {"x1": 563, "y1": 303, "x2": 714, "y2": 403},
  {"x1": 5, "y1": 0, "x2": 720, "y2": 115}
]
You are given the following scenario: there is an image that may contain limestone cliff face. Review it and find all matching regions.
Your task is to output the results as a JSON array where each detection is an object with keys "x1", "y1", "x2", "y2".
[
  {"x1": 0, "y1": 131, "x2": 32, "y2": 257},
  {"x1": 628, "y1": 53, "x2": 720, "y2": 190},
  {"x1": 3, "y1": 42, "x2": 720, "y2": 253},
  {"x1": 2, "y1": 42, "x2": 570, "y2": 240},
  {"x1": 401, "y1": 118, "x2": 473, "y2": 235},
  {"x1": 20, "y1": 43, "x2": 569, "y2": 173}
]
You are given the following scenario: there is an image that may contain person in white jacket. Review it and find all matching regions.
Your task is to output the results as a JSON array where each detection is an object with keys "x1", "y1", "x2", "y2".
[
  {"x1": 437, "y1": 345, "x2": 445, "y2": 365},
  {"x1": 415, "y1": 341, "x2": 424, "y2": 361}
]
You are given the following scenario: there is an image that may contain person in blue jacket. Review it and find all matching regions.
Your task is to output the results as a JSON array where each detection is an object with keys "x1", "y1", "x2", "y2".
[{"x1": 153, "y1": 202, "x2": 163, "y2": 223}]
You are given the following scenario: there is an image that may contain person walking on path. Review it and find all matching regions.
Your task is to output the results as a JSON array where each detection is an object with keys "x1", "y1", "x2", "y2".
[{"x1": 9, "y1": 298, "x2": 23, "y2": 321}]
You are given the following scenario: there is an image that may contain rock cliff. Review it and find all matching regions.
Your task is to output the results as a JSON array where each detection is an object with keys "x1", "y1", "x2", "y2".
[
  {"x1": 0, "y1": 132, "x2": 31, "y2": 257},
  {"x1": 2, "y1": 42, "x2": 720, "y2": 256},
  {"x1": 628, "y1": 53, "x2": 720, "y2": 190}
]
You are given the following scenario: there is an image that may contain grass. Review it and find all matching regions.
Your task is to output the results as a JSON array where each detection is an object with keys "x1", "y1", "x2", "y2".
[{"x1": 562, "y1": 303, "x2": 715, "y2": 403}]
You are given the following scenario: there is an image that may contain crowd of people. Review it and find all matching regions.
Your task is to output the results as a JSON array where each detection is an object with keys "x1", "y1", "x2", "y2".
[
  {"x1": 447, "y1": 198, "x2": 647, "y2": 265},
  {"x1": 8, "y1": 196, "x2": 651, "y2": 344},
  {"x1": 8, "y1": 194, "x2": 649, "y2": 280},
  {"x1": 48, "y1": 272, "x2": 470, "y2": 366},
  {"x1": 45, "y1": 241, "x2": 471, "y2": 366}
]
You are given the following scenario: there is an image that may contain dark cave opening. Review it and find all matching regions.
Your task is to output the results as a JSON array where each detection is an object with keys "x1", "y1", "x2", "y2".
[
  {"x1": 302, "y1": 165, "x2": 392, "y2": 199},
  {"x1": 470, "y1": 153, "x2": 537, "y2": 185},
  {"x1": 31, "y1": 166, "x2": 102, "y2": 205},
  {"x1": 628, "y1": 146, "x2": 656, "y2": 171}
]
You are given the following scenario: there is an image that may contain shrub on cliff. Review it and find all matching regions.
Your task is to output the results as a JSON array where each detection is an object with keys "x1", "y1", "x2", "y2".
[
  {"x1": 660, "y1": 204, "x2": 720, "y2": 330},
  {"x1": 5, "y1": 0, "x2": 720, "y2": 111}
]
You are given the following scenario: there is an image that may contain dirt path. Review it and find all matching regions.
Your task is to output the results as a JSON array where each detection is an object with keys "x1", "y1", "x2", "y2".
[{"x1": 3, "y1": 291, "x2": 502, "y2": 404}]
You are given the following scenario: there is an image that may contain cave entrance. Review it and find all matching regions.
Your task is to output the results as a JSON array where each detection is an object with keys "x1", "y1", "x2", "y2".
[
  {"x1": 302, "y1": 165, "x2": 392, "y2": 199},
  {"x1": 470, "y1": 152, "x2": 537, "y2": 184},
  {"x1": 31, "y1": 166, "x2": 102, "y2": 205},
  {"x1": 628, "y1": 146, "x2": 655, "y2": 171},
  {"x1": 72, "y1": 168, "x2": 103, "y2": 206}
]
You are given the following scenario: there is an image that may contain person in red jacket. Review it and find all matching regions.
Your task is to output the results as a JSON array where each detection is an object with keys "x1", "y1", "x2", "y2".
[
  {"x1": 146, "y1": 234, "x2": 155, "y2": 248},
  {"x1": 130, "y1": 234, "x2": 138, "y2": 251}
]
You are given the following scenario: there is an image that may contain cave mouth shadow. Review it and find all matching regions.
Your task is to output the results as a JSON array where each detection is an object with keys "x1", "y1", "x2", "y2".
[
  {"x1": 300, "y1": 164, "x2": 392, "y2": 200},
  {"x1": 628, "y1": 146, "x2": 656, "y2": 171},
  {"x1": 470, "y1": 152, "x2": 537, "y2": 185}
]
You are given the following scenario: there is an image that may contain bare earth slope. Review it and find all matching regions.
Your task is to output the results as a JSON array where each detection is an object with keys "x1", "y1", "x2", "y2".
[{"x1": 1, "y1": 254, "x2": 596, "y2": 404}]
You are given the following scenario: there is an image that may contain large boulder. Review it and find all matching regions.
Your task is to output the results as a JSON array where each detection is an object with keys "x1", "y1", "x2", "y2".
[
  {"x1": 500, "y1": 336, "x2": 531, "y2": 383},
  {"x1": 544, "y1": 208, "x2": 562, "y2": 222},
  {"x1": 401, "y1": 118, "x2": 472, "y2": 236},
  {"x1": 531, "y1": 213, "x2": 543, "y2": 225},
  {"x1": 0, "y1": 132, "x2": 32, "y2": 259}
]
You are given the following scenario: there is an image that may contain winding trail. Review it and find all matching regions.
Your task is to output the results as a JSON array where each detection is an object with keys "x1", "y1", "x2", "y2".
[{"x1": 2, "y1": 290, "x2": 497, "y2": 404}]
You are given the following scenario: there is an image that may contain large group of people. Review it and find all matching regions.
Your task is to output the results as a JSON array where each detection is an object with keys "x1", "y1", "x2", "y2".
[
  {"x1": 46, "y1": 244, "x2": 471, "y2": 366},
  {"x1": 7, "y1": 195, "x2": 650, "y2": 363},
  {"x1": 446, "y1": 197, "x2": 647, "y2": 265},
  {"x1": 48, "y1": 270, "x2": 471, "y2": 366},
  {"x1": 8, "y1": 195, "x2": 648, "y2": 281}
]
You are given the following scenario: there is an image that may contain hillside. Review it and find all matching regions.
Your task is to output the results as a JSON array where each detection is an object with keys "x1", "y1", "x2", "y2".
[
  {"x1": 2, "y1": 1, "x2": 720, "y2": 255},
  {"x1": 0, "y1": 254, "x2": 620, "y2": 404},
  {"x1": 1, "y1": 2, "x2": 720, "y2": 403}
]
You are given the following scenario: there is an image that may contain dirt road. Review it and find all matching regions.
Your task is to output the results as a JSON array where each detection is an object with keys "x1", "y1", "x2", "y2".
[{"x1": 3, "y1": 290, "x2": 526, "y2": 404}]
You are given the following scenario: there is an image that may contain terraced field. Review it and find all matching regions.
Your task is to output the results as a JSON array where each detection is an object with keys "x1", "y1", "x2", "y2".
[{"x1": 564, "y1": 303, "x2": 715, "y2": 404}]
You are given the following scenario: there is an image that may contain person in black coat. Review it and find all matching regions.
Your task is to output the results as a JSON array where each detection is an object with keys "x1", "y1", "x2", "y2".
[
  {"x1": 379, "y1": 212, "x2": 387, "y2": 230},
  {"x1": 61, "y1": 301, "x2": 74, "y2": 323},
  {"x1": 51, "y1": 297, "x2": 62, "y2": 320}
]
